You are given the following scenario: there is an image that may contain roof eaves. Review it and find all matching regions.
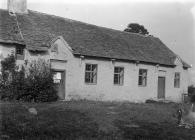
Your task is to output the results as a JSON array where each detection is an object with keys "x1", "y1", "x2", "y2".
[
  {"x1": 27, "y1": 46, "x2": 48, "y2": 51},
  {"x1": 182, "y1": 61, "x2": 191, "y2": 68},
  {"x1": 0, "y1": 39, "x2": 25, "y2": 45},
  {"x1": 73, "y1": 53, "x2": 175, "y2": 67}
]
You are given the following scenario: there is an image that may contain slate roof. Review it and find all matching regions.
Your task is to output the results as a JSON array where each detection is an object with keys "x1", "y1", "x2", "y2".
[
  {"x1": 0, "y1": 9, "x2": 24, "y2": 45},
  {"x1": 0, "y1": 9, "x2": 190, "y2": 68}
]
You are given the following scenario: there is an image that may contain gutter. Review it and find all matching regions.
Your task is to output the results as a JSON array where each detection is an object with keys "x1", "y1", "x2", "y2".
[{"x1": 73, "y1": 53, "x2": 176, "y2": 68}]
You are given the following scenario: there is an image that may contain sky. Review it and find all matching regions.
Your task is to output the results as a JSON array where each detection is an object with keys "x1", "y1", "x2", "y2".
[{"x1": 1, "y1": 0, "x2": 195, "y2": 84}]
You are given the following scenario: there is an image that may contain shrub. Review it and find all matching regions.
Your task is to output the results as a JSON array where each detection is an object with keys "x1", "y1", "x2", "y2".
[
  {"x1": 0, "y1": 55, "x2": 58, "y2": 102},
  {"x1": 22, "y1": 59, "x2": 58, "y2": 102},
  {"x1": 0, "y1": 54, "x2": 17, "y2": 100},
  {"x1": 188, "y1": 85, "x2": 195, "y2": 103}
]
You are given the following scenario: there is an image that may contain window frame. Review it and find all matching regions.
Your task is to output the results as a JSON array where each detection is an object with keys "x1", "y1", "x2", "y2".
[
  {"x1": 174, "y1": 72, "x2": 180, "y2": 88},
  {"x1": 84, "y1": 63, "x2": 98, "y2": 84},
  {"x1": 113, "y1": 66, "x2": 124, "y2": 85},
  {"x1": 16, "y1": 47, "x2": 24, "y2": 60},
  {"x1": 138, "y1": 69, "x2": 147, "y2": 87}
]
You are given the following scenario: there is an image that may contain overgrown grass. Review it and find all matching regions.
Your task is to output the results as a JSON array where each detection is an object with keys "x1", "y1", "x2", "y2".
[{"x1": 0, "y1": 101, "x2": 195, "y2": 139}]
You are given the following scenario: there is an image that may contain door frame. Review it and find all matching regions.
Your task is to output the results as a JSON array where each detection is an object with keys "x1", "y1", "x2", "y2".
[
  {"x1": 52, "y1": 69, "x2": 66, "y2": 100},
  {"x1": 157, "y1": 76, "x2": 166, "y2": 99}
]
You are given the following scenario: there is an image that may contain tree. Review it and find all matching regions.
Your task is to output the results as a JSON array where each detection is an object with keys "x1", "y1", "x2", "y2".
[
  {"x1": 124, "y1": 23, "x2": 149, "y2": 35},
  {"x1": 0, "y1": 55, "x2": 58, "y2": 102}
]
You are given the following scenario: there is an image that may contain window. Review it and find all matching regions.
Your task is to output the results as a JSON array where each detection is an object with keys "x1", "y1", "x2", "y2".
[
  {"x1": 85, "y1": 64, "x2": 97, "y2": 84},
  {"x1": 16, "y1": 47, "x2": 24, "y2": 60},
  {"x1": 174, "y1": 72, "x2": 180, "y2": 88},
  {"x1": 51, "y1": 44, "x2": 58, "y2": 53},
  {"x1": 114, "y1": 67, "x2": 124, "y2": 85},
  {"x1": 53, "y1": 72, "x2": 62, "y2": 84},
  {"x1": 138, "y1": 69, "x2": 147, "y2": 86}
]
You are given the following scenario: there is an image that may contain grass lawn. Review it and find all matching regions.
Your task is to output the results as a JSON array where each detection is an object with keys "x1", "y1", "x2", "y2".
[{"x1": 0, "y1": 100, "x2": 195, "y2": 140}]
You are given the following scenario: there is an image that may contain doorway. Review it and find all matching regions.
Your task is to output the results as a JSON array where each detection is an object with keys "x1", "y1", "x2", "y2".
[
  {"x1": 53, "y1": 71, "x2": 65, "y2": 100},
  {"x1": 158, "y1": 76, "x2": 165, "y2": 99}
]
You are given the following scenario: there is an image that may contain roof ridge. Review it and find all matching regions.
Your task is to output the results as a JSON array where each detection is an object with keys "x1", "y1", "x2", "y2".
[
  {"x1": 28, "y1": 9, "x2": 76, "y2": 23},
  {"x1": 0, "y1": 8, "x2": 164, "y2": 40}
]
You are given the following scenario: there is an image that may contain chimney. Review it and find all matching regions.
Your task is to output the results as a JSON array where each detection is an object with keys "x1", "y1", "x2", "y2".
[{"x1": 8, "y1": 0, "x2": 28, "y2": 14}]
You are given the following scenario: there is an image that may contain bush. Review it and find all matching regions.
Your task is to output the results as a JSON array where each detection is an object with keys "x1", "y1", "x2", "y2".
[
  {"x1": 188, "y1": 85, "x2": 195, "y2": 103},
  {"x1": 0, "y1": 55, "x2": 58, "y2": 102}
]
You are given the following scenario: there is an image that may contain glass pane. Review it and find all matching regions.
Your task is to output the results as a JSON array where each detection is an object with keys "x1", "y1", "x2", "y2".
[
  {"x1": 120, "y1": 69, "x2": 124, "y2": 76},
  {"x1": 175, "y1": 73, "x2": 178, "y2": 78},
  {"x1": 85, "y1": 72, "x2": 91, "y2": 83},
  {"x1": 114, "y1": 67, "x2": 119, "y2": 73},
  {"x1": 174, "y1": 79, "x2": 180, "y2": 88},
  {"x1": 92, "y1": 72, "x2": 97, "y2": 83},
  {"x1": 139, "y1": 69, "x2": 143, "y2": 75},
  {"x1": 176, "y1": 73, "x2": 180, "y2": 79},
  {"x1": 118, "y1": 68, "x2": 121, "y2": 73},
  {"x1": 174, "y1": 73, "x2": 180, "y2": 88},
  {"x1": 174, "y1": 80, "x2": 177, "y2": 87},
  {"x1": 86, "y1": 64, "x2": 91, "y2": 71},
  {"x1": 53, "y1": 72, "x2": 62, "y2": 84},
  {"x1": 177, "y1": 80, "x2": 180, "y2": 87},
  {"x1": 176, "y1": 80, "x2": 178, "y2": 87},
  {"x1": 143, "y1": 71, "x2": 147, "y2": 77},
  {"x1": 138, "y1": 76, "x2": 142, "y2": 85},
  {"x1": 114, "y1": 74, "x2": 119, "y2": 84},
  {"x1": 92, "y1": 65, "x2": 97, "y2": 71},
  {"x1": 16, "y1": 47, "x2": 23, "y2": 55},
  {"x1": 139, "y1": 69, "x2": 147, "y2": 76},
  {"x1": 119, "y1": 75, "x2": 123, "y2": 85},
  {"x1": 120, "y1": 69, "x2": 124, "y2": 84},
  {"x1": 143, "y1": 77, "x2": 146, "y2": 86}
]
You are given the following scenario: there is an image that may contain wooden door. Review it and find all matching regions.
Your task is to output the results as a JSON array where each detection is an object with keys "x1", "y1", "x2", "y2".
[
  {"x1": 53, "y1": 71, "x2": 65, "y2": 100},
  {"x1": 158, "y1": 77, "x2": 165, "y2": 99}
]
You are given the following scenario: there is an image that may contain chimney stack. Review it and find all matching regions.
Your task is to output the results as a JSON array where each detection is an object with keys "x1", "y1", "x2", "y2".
[{"x1": 8, "y1": 0, "x2": 28, "y2": 14}]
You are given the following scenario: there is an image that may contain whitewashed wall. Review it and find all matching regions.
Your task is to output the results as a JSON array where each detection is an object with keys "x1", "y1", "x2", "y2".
[
  {"x1": 26, "y1": 38, "x2": 191, "y2": 102},
  {"x1": 0, "y1": 44, "x2": 15, "y2": 58},
  {"x1": 65, "y1": 57, "x2": 190, "y2": 102},
  {"x1": 0, "y1": 43, "x2": 24, "y2": 66}
]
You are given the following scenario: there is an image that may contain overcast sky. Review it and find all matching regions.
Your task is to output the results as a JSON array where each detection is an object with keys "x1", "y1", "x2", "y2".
[{"x1": 1, "y1": 0, "x2": 195, "y2": 83}]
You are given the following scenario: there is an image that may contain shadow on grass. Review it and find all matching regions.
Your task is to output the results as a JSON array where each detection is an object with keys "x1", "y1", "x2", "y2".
[
  {"x1": 114, "y1": 119, "x2": 195, "y2": 140},
  {"x1": 1, "y1": 101, "x2": 195, "y2": 140},
  {"x1": 0, "y1": 104, "x2": 99, "y2": 140}
]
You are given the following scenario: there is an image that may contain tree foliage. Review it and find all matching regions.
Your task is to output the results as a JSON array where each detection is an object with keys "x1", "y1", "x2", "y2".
[
  {"x1": 124, "y1": 23, "x2": 149, "y2": 35},
  {"x1": 0, "y1": 55, "x2": 58, "y2": 102}
]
